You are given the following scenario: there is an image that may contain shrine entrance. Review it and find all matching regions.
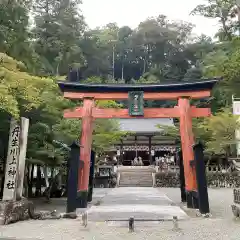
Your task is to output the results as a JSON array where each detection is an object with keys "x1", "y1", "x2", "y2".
[
  {"x1": 58, "y1": 79, "x2": 219, "y2": 212},
  {"x1": 114, "y1": 118, "x2": 177, "y2": 166}
]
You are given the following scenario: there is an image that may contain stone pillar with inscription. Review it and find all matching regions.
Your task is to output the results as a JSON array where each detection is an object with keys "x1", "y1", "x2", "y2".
[
  {"x1": 2, "y1": 119, "x2": 21, "y2": 201},
  {"x1": 16, "y1": 117, "x2": 29, "y2": 199}
]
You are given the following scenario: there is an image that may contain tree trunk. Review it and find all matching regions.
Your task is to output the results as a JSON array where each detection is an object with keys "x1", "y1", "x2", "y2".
[
  {"x1": 221, "y1": 17, "x2": 232, "y2": 41},
  {"x1": 26, "y1": 164, "x2": 30, "y2": 196},
  {"x1": 56, "y1": 63, "x2": 59, "y2": 76},
  {"x1": 121, "y1": 63, "x2": 124, "y2": 80},
  {"x1": 35, "y1": 165, "x2": 42, "y2": 197},
  {"x1": 225, "y1": 145, "x2": 231, "y2": 165},
  {"x1": 51, "y1": 167, "x2": 54, "y2": 180},
  {"x1": 23, "y1": 165, "x2": 28, "y2": 197},
  {"x1": 28, "y1": 164, "x2": 34, "y2": 198},
  {"x1": 143, "y1": 58, "x2": 146, "y2": 74},
  {"x1": 43, "y1": 166, "x2": 49, "y2": 188},
  {"x1": 57, "y1": 171, "x2": 62, "y2": 188}
]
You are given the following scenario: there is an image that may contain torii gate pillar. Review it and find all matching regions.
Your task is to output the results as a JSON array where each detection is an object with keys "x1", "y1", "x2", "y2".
[
  {"x1": 77, "y1": 98, "x2": 94, "y2": 207},
  {"x1": 178, "y1": 97, "x2": 198, "y2": 207}
]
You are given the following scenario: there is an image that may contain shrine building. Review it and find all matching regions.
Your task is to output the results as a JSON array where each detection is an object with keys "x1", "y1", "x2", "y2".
[{"x1": 108, "y1": 118, "x2": 178, "y2": 166}]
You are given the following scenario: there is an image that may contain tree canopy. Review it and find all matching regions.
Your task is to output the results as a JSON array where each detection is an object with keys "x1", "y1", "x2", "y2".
[{"x1": 1, "y1": 0, "x2": 240, "y2": 161}]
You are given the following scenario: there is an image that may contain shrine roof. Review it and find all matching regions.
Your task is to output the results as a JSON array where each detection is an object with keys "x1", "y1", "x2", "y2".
[
  {"x1": 58, "y1": 78, "x2": 220, "y2": 93},
  {"x1": 118, "y1": 118, "x2": 174, "y2": 133}
]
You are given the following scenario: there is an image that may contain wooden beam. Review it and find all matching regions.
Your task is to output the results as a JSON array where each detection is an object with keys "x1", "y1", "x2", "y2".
[
  {"x1": 64, "y1": 90, "x2": 211, "y2": 100},
  {"x1": 64, "y1": 107, "x2": 211, "y2": 119},
  {"x1": 95, "y1": 108, "x2": 180, "y2": 118},
  {"x1": 64, "y1": 108, "x2": 179, "y2": 118},
  {"x1": 185, "y1": 106, "x2": 211, "y2": 117}
]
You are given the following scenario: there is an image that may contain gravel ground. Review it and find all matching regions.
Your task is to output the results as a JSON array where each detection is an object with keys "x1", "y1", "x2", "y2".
[
  {"x1": 0, "y1": 188, "x2": 239, "y2": 240},
  {"x1": 158, "y1": 188, "x2": 234, "y2": 219}
]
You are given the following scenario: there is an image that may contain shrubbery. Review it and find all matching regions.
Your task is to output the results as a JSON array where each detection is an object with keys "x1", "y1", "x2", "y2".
[{"x1": 155, "y1": 171, "x2": 240, "y2": 188}]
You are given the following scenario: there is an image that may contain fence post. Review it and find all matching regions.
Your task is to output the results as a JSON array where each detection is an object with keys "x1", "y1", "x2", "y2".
[
  {"x1": 129, "y1": 217, "x2": 134, "y2": 232},
  {"x1": 173, "y1": 216, "x2": 179, "y2": 230}
]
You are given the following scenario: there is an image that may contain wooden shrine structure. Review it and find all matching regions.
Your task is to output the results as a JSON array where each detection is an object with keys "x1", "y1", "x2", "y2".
[
  {"x1": 113, "y1": 118, "x2": 177, "y2": 166},
  {"x1": 58, "y1": 78, "x2": 219, "y2": 209}
]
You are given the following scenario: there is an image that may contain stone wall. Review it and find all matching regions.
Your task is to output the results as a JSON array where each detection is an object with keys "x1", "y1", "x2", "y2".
[{"x1": 155, "y1": 171, "x2": 240, "y2": 188}]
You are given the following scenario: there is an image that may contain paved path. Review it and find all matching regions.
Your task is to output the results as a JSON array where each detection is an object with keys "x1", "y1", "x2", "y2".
[
  {"x1": 33, "y1": 188, "x2": 110, "y2": 213},
  {"x1": 1, "y1": 188, "x2": 240, "y2": 240},
  {"x1": 87, "y1": 187, "x2": 188, "y2": 222}
]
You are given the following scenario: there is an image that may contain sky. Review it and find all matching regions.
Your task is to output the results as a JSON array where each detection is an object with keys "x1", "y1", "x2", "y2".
[{"x1": 81, "y1": 0, "x2": 219, "y2": 38}]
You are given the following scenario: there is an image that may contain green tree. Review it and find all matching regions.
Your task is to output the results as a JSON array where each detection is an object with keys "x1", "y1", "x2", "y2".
[
  {"x1": 79, "y1": 15, "x2": 205, "y2": 82},
  {"x1": 191, "y1": 0, "x2": 236, "y2": 41},
  {"x1": 157, "y1": 108, "x2": 240, "y2": 156},
  {"x1": 201, "y1": 38, "x2": 240, "y2": 108},
  {"x1": 0, "y1": 53, "x2": 44, "y2": 117},
  {"x1": 0, "y1": 53, "x2": 75, "y2": 168},
  {"x1": 199, "y1": 108, "x2": 240, "y2": 155},
  {"x1": 80, "y1": 29, "x2": 113, "y2": 79},
  {"x1": 32, "y1": 0, "x2": 86, "y2": 76},
  {"x1": 0, "y1": 0, "x2": 37, "y2": 71},
  {"x1": 126, "y1": 16, "x2": 196, "y2": 82}
]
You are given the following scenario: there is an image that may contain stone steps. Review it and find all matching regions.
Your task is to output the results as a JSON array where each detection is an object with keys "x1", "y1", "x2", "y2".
[
  {"x1": 118, "y1": 167, "x2": 154, "y2": 187},
  {"x1": 117, "y1": 166, "x2": 156, "y2": 173},
  {"x1": 120, "y1": 182, "x2": 153, "y2": 187},
  {"x1": 119, "y1": 185, "x2": 153, "y2": 187}
]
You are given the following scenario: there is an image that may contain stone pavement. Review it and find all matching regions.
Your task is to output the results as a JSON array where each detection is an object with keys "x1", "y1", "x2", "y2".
[
  {"x1": 33, "y1": 188, "x2": 110, "y2": 213},
  {"x1": 1, "y1": 188, "x2": 240, "y2": 240},
  {"x1": 87, "y1": 187, "x2": 188, "y2": 223}
]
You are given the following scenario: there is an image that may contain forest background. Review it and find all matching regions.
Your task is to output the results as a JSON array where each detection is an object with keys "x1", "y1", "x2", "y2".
[{"x1": 1, "y1": 0, "x2": 240, "y2": 181}]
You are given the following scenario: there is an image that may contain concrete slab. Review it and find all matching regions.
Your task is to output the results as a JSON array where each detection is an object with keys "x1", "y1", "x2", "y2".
[{"x1": 87, "y1": 187, "x2": 188, "y2": 222}]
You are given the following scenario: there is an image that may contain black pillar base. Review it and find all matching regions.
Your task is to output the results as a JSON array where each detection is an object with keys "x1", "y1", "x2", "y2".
[
  {"x1": 177, "y1": 150, "x2": 187, "y2": 203},
  {"x1": 186, "y1": 192, "x2": 193, "y2": 208},
  {"x1": 186, "y1": 191, "x2": 199, "y2": 209},
  {"x1": 87, "y1": 151, "x2": 95, "y2": 203},
  {"x1": 192, "y1": 193, "x2": 199, "y2": 209},
  {"x1": 181, "y1": 188, "x2": 187, "y2": 203},
  {"x1": 87, "y1": 186, "x2": 93, "y2": 202},
  {"x1": 66, "y1": 142, "x2": 80, "y2": 213},
  {"x1": 76, "y1": 191, "x2": 88, "y2": 208},
  {"x1": 193, "y1": 143, "x2": 210, "y2": 214}
]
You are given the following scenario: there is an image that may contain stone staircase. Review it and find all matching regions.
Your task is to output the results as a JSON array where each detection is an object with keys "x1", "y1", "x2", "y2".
[{"x1": 117, "y1": 166, "x2": 156, "y2": 187}]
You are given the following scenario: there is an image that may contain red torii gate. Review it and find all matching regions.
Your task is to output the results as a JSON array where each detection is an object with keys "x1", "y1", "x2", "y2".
[{"x1": 58, "y1": 79, "x2": 219, "y2": 207}]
